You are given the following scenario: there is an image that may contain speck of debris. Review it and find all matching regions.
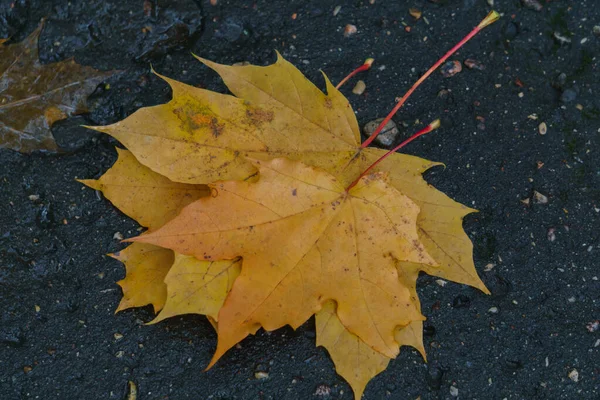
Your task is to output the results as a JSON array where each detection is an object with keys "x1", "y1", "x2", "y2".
[
  {"x1": 450, "y1": 385, "x2": 459, "y2": 397},
  {"x1": 464, "y1": 59, "x2": 485, "y2": 70},
  {"x1": 547, "y1": 228, "x2": 556, "y2": 242},
  {"x1": 522, "y1": 0, "x2": 543, "y2": 11},
  {"x1": 533, "y1": 191, "x2": 548, "y2": 204},
  {"x1": 352, "y1": 80, "x2": 366, "y2": 95},
  {"x1": 440, "y1": 60, "x2": 462, "y2": 78},
  {"x1": 568, "y1": 369, "x2": 579, "y2": 382},
  {"x1": 586, "y1": 320, "x2": 599, "y2": 333},
  {"x1": 343, "y1": 24, "x2": 357, "y2": 37},
  {"x1": 255, "y1": 371, "x2": 269, "y2": 380},
  {"x1": 314, "y1": 384, "x2": 331, "y2": 396}
]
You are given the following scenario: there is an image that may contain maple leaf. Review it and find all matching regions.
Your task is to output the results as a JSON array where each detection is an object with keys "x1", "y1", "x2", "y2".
[
  {"x1": 81, "y1": 11, "x2": 500, "y2": 398},
  {"x1": 131, "y1": 158, "x2": 436, "y2": 363},
  {"x1": 0, "y1": 21, "x2": 113, "y2": 152}
]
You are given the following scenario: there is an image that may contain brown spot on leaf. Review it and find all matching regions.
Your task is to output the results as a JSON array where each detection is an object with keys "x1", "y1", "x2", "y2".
[
  {"x1": 246, "y1": 107, "x2": 274, "y2": 127},
  {"x1": 292, "y1": 188, "x2": 297, "y2": 196},
  {"x1": 210, "y1": 117, "x2": 224, "y2": 137}
]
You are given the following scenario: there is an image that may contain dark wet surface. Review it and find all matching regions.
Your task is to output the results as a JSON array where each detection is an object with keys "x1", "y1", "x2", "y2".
[{"x1": 1, "y1": 0, "x2": 599, "y2": 399}]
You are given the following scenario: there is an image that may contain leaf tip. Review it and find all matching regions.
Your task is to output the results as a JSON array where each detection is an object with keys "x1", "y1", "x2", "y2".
[{"x1": 77, "y1": 178, "x2": 101, "y2": 191}]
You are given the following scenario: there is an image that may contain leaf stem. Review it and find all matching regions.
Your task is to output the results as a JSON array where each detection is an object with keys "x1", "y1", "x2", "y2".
[
  {"x1": 346, "y1": 119, "x2": 441, "y2": 192},
  {"x1": 335, "y1": 58, "x2": 374, "y2": 89},
  {"x1": 360, "y1": 11, "x2": 500, "y2": 149}
]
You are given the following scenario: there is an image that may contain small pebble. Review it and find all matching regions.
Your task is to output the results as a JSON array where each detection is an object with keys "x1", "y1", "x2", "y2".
[
  {"x1": 363, "y1": 118, "x2": 400, "y2": 147},
  {"x1": 450, "y1": 385, "x2": 459, "y2": 397},
  {"x1": 594, "y1": 26, "x2": 600, "y2": 37},
  {"x1": 464, "y1": 59, "x2": 485, "y2": 70},
  {"x1": 255, "y1": 371, "x2": 269, "y2": 379},
  {"x1": 533, "y1": 191, "x2": 548, "y2": 204},
  {"x1": 488, "y1": 306, "x2": 499, "y2": 314},
  {"x1": 435, "y1": 279, "x2": 447, "y2": 287},
  {"x1": 484, "y1": 263, "x2": 496, "y2": 271},
  {"x1": 409, "y1": 7, "x2": 422, "y2": 20},
  {"x1": 333, "y1": 5, "x2": 341, "y2": 16},
  {"x1": 113, "y1": 232, "x2": 124, "y2": 240},
  {"x1": 352, "y1": 80, "x2": 366, "y2": 95},
  {"x1": 538, "y1": 122, "x2": 547, "y2": 135},
  {"x1": 522, "y1": 0, "x2": 543, "y2": 11},
  {"x1": 568, "y1": 369, "x2": 579, "y2": 382},
  {"x1": 440, "y1": 60, "x2": 462, "y2": 78},
  {"x1": 547, "y1": 228, "x2": 556, "y2": 242},
  {"x1": 114, "y1": 333, "x2": 124, "y2": 340},
  {"x1": 315, "y1": 384, "x2": 331, "y2": 396},
  {"x1": 586, "y1": 320, "x2": 599, "y2": 333},
  {"x1": 554, "y1": 32, "x2": 571, "y2": 44},
  {"x1": 344, "y1": 24, "x2": 357, "y2": 37},
  {"x1": 28, "y1": 194, "x2": 40, "y2": 201}
]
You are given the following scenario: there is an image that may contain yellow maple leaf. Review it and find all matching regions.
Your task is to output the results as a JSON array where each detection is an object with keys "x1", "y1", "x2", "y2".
[
  {"x1": 80, "y1": 11, "x2": 501, "y2": 399},
  {"x1": 0, "y1": 21, "x2": 113, "y2": 153}
]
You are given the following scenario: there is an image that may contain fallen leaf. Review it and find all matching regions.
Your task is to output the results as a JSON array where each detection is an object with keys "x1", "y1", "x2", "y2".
[
  {"x1": 82, "y1": 51, "x2": 491, "y2": 399},
  {"x1": 0, "y1": 21, "x2": 113, "y2": 152},
  {"x1": 132, "y1": 158, "x2": 435, "y2": 364}
]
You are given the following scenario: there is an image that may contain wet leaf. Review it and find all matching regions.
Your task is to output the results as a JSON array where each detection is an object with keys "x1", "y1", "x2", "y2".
[{"x1": 0, "y1": 22, "x2": 112, "y2": 153}]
